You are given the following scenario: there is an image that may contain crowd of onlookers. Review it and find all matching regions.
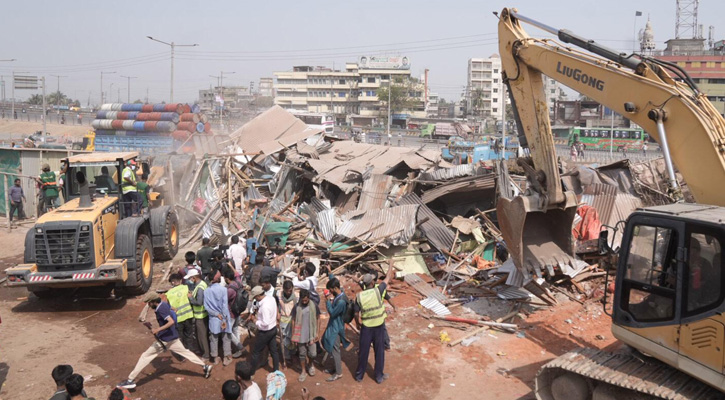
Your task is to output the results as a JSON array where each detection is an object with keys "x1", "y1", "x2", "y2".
[{"x1": 46, "y1": 228, "x2": 395, "y2": 399}]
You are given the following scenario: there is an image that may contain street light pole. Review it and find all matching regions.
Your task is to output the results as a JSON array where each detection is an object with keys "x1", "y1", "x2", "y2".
[
  {"x1": 220, "y1": 71, "x2": 234, "y2": 129},
  {"x1": 147, "y1": 36, "x2": 198, "y2": 102},
  {"x1": 100, "y1": 71, "x2": 116, "y2": 105},
  {"x1": 387, "y1": 77, "x2": 391, "y2": 138},
  {"x1": 121, "y1": 75, "x2": 137, "y2": 103}
]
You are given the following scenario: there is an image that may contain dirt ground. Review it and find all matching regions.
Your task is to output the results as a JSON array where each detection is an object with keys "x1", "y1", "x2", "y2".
[{"x1": 0, "y1": 225, "x2": 619, "y2": 400}]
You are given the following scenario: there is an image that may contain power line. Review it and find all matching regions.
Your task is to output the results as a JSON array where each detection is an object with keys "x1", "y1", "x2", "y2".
[{"x1": 174, "y1": 33, "x2": 498, "y2": 55}]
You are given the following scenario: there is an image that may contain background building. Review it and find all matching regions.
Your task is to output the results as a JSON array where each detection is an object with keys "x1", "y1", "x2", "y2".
[
  {"x1": 199, "y1": 85, "x2": 251, "y2": 111},
  {"x1": 258, "y1": 77, "x2": 274, "y2": 97},
  {"x1": 465, "y1": 56, "x2": 504, "y2": 119},
  {"x1": 274, "y1": 56, "x2": 425, "y2": 126}
]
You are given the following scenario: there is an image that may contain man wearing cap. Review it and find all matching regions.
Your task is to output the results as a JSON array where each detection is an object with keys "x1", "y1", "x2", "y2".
[
  {"x1": 249, "y1": 285, "x2": 280, "y2": 373},
  {"x1": 354, "y1": 261, "x2": 394, "y2": 384},
  {"x1": 117, "y1": 291, "x2": 212, "y2": 390},
  {"x1": 38, "y1": 163, "x2": 60, "y2": 211},
  {"x1": 186, "y1": 268, "x2": 211, "y2": 362},
  {"x1": 121, "y1": 159, "x2": 139, "y2": 217}
]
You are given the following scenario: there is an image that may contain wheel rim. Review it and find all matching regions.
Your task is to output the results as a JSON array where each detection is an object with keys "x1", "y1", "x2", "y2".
[
  {"x1": 142, "y1": 249, "x2": 151, "y2": 278},
  {"x1": 170, "y1": 223, "x2": 178, "y2": 246}
]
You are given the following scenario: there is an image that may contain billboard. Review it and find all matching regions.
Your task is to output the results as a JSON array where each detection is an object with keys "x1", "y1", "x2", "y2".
[
  {"x1": 358, "y1": 56, "x2": 410, "y2": 70},
  {"x1": 14, "y1": 75, "x2": 39, "y2": 90}
]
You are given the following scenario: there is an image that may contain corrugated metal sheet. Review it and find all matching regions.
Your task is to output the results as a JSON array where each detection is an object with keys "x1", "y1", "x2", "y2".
[
  {"x1": 356, "y1": 174, "x2": 393, "y2": 211},
  {"x1": 316, "y1": 208, "x2": 338, "y2": 241},
  {"x1": 420, "y1": 174, "x2": 496, "y2": 204},
  {"x1": 229, "y1": 106, "x2": 322, "y2": 155},
  {"x1": 420, "y1": 297, "x2": 451, "y2": 316},
  {"x1": 496, "y1": 285, "x2": 531, "y2": 300},
  {"x1": 396, "y1": 193, "x2": 455, "y2": 252},
  {"x1": 418, "y1": 164, "x2": 476, "y2": 181},
  {"x1": 404, "y1": 274, "x2": 447, "y2": 303},
  {"x1": 245, "y1": 184, "x2": 263, "y2": 201},
  {"x1": 336, "y1": 204, "x2": 419, "y2": 247}
]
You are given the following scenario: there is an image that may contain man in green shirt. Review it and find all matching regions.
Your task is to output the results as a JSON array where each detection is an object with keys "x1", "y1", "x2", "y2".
[
  {"x1": 196, "y1": 238, "x2": 215, "y2": 281},
  {"x1": 136, "y1": 174, "x2": 151, "y2": 213},
  {"x1": 38, "y1": 163, "x2": 59, "y2": 211}
]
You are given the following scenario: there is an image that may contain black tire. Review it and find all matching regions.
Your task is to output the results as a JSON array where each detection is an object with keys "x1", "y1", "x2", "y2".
[
  {"x1": 121, "y1": 234, "x2": 153, "y2": 295},
  {"x1": 30, "y1": 288, "x2": 58, "y2": 299},
  {"x1": 154, "y1": 211, "x2": 179, "y2": 261}
]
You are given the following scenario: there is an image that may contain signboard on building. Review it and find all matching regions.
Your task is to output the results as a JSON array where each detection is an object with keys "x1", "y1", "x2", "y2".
[
  {"x1": 358, "y1": 56, "x2": 410, "y2": 70},
  {"x1": 13, "y1": 75, "x2": 39, "y2": 90}
]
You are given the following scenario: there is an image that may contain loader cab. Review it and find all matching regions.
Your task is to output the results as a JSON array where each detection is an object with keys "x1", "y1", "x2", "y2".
[
  {"x1": 62, "y1": 151, "x2": 142, "y2": 219},
  {"x1": 612, "y1": 204, "x2": 725, "y2": 383}
]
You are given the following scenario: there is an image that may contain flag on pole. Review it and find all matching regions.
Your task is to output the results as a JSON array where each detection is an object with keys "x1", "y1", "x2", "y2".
[{"x1": 635, "y1": 11, "x2": 642, "y2": 16}]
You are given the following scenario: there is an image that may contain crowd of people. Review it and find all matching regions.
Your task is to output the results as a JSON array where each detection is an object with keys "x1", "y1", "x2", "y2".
[{"x1": 46, "y1": 230, "x2": 395, "y2": 399}]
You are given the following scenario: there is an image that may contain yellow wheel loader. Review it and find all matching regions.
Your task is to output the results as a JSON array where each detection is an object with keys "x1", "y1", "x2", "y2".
[{"x1": 6, "y1": 152, "x2": 179, "y2": 297}]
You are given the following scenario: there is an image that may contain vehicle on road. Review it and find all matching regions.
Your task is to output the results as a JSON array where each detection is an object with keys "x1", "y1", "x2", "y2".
[
  {"x1": 567, "y1": 126, "x2": 648, "y2": 151},
  {"x1": 6, "y1": 152, "x2": 179, "y2": 298}
]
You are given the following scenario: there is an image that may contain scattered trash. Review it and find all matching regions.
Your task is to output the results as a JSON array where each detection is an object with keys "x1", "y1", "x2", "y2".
[{"x1": 439, "y1": 331, "x2": 451, "y2": 343}]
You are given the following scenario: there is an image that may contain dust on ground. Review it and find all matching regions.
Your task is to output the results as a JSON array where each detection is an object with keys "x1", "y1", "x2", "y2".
[{"x1": 0, "y1": 226, "x2": 617, "y2": 400}]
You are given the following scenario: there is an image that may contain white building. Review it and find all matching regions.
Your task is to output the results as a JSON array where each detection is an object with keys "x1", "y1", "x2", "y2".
[
  {"x1": 542, "y1": 75, "x2": 565, "y2": 116},
  {"x1": 466, "y1": 55, "x2": 504, "y2": 119},
  {"x1": 274, "y1": 56, "x2": 425, "y2": 125},
  {"x1": 427, "y1": 92, "x2": 439, "y2": 118}
]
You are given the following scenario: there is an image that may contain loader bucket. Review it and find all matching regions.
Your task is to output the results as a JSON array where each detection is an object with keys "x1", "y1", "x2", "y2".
[{"x1": 497, "y1": 194, "x2": 578, "y2": 276}]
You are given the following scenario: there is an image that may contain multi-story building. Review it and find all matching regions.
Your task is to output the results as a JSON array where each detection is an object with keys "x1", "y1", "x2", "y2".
[
  {"x1": 258, "y1": 77, "x2": 274, "y2": 97},
  {"x1": 198, "y1": 85, "x2": 251, "y2": 111},
  {"x1": 466, "y1": 56, "x2": 504, "y2": 119},
  {"x1": 543, "y1": 75, "x2": 566, "y2": 116},
  {"x1": 274, "y1": 56, "x2": 425, "y2": 126},
  {"x1": 654, "y1": 39, "x2": 725, "y2": 116},
  {"x1": 427, "y1": 93, "x2": 439, "y2": 118}
]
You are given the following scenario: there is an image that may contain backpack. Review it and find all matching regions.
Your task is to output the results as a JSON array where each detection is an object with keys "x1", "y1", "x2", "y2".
[
  {"x1": 307, "y1": 280, "x2": 320, "y2": 307},
  {"x1": 230, "y1": 281, "x2": 249, "y2": 316},
  {"x1": 342, "y1": 296, "x2": 355, "y2": 324},
  {"x1": 249, "y1": 265, "x2": 264, "y2": 288}
]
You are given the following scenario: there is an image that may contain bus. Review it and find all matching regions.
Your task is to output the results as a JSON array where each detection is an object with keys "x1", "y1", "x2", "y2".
[
  {"x1": 289, "y1": 111, "x2": 334, "y2": 134},
  {"x1": 567, "y1": 126, "x2": 648, "y2": 151}
]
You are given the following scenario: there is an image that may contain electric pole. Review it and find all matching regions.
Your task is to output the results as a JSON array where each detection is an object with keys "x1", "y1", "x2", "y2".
[
  {"x1": 121, "y1": 75, "x2": 137, "y2": 103},
  {"x1": 147, "y1": 36, "x2": 198, "y2": 102},
  {"x1": 50, "y1": 74, "x2": 67, "y2": 106},
  {"x1": 100, "y1": 71, "x2": 116, "y2": 105}
]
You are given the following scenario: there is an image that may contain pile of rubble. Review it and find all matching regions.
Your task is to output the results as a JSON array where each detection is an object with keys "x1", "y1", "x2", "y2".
[{"x1": 161, "y1": 105, "x2": 681, "y2": 345}]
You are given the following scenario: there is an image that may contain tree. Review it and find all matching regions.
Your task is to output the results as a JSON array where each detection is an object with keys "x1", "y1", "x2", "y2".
[
  {"x1": 133, "y1": 99, "x2": 144, "y2": 104},
  {"x1": 27, "y1": 94, "x2": 44, "y2": 105},
  {"x1": 376, "y1": 77, "x2": 419, "y2": 125}
]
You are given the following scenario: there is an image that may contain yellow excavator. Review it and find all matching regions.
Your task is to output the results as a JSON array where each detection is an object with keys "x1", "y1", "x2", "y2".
[{"x1": 496, "y1": 8, "x2": 725, "y2": 399}]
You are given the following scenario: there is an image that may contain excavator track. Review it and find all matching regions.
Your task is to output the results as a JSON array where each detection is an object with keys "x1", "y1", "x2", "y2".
[{"x1": 535, "y1": 348, "x2": 723, "y2": 400}]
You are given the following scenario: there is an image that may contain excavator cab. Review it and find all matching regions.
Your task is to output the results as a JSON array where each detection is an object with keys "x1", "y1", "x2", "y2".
[{"x1": 611, "y1": 204, "x2": 725, "y2": 389}]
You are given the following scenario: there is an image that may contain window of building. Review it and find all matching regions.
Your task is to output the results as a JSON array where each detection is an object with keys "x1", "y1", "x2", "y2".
[
  {"x1": 493, "y1": 98, "x2": 498, "y2": 103},
  {"x1": 338, "y1": 92, "x2": 346, "y2": 97},
  {"x1": 551, "y1": 89, "x2": 556, "y2": 94},
  {"x1": 492, "y1": 108, "x2": 497, "y2": 113},
  {"x1": 366, "y1": 91, "x2": 376, "y2": 97},
  {"x1": 691, "y1": 62, "x2": 701, "y2": 68},
  {"x1": 710, "y1": 79, "x2": 725, "y2": 84},
  {"x1": 493, "y1": 79, "x2": 499, "y2": 83},
  {"x1": 493, "y1": 88, "x2": 498, "y2": 93},
  {"x1": 707, "y1": 62, "x2": 716, "y2": 68},
  {"x1": 339, "y1": 79, "x2": 345, "y2": 85},
  {"x1": 367, "y1": 77, "x2": 376, "y2": 83}
]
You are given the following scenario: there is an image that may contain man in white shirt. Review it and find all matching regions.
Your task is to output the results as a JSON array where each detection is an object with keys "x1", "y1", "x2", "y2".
[
  {"x1": 289, "y1": 262, "x2": 318, "y2": 291},
  {"x1": 249, "y1": 286, "x2": 280, "y2": 373},
  {"x1": 235, "y1": 360, "x2": 263, "y2": 400},
  {"x1": 226, "y1": 235, "x2": 247, "y2": 276}
]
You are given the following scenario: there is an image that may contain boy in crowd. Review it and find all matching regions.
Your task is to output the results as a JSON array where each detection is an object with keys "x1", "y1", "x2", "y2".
[{"x1": 235, "y1": 361, "x2": 263, "y2": 400}]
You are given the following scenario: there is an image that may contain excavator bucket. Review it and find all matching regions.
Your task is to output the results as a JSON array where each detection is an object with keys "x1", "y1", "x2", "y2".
[{"x1": 497, "y1": 194, "x2": 578, "y2": 276}]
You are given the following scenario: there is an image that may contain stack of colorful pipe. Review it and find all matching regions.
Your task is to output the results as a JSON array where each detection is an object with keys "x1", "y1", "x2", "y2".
[{"x1": 92, "y1": 103, "x2": 211, "y2": 140}]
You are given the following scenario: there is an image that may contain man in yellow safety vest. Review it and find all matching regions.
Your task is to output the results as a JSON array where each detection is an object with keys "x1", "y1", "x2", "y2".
[
  {"x1": 121, "y1": 160, "x2": 140, "y2": 217},
  {"x1": 167, "y1": 273, "x2": 197, "y2": 352},
  {"x1": 186, "y1": 269, "x2": 211, "y2": 362},
  {"x1": 354, "y1": 260, "x2": 394, "y2": 384}
]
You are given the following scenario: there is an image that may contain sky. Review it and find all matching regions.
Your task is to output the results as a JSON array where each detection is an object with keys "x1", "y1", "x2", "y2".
[{"x1": 1, "y1": 0, "x2": 723, "y2": 105}]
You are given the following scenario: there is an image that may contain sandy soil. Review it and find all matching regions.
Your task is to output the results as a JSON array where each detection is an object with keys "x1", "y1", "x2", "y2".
[{"x1": 0, "y1": 226, "x2": 618, "y2": 400}]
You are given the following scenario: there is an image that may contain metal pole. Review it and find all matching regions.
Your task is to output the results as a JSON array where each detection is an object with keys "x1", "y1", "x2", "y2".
[
  {"x1": 652, "y1": 112, "x2": 679, "y2": 193},
  {"x1": 633, "y1": 14, "x2": 640, "y2": 53},
  {"x1": 387, "y1": 78, "x2": 391, "y2": 137},
  {"x1": 4, "y1": 173, "x2": 10, "y2": 231},
  {"x1": 501, "y1": 80, "x2": 506, "y2": 160},
  {"x1": 42, "y1": 77, "x2": 46, "y2": 136},
  {"x1": 220, "y1": 72, "x2": 223, "y2": 128},
  {"x1": 100, "y1": 72, "x2": 103, "y2": 105},
  {"x1": 170, "y1": 42, "x2": 174, "y2": 102},
  {"x1": 609, "y1": 109, "x2": 614, "y2": 157},
  {"x1": 121, "y1": 76, "x2": 137, "y2": 103},
  {"x1": 11, "y1": 72, "x2": 14, "y2": 119}
]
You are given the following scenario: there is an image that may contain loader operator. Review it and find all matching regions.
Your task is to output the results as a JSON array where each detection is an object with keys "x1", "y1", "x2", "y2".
[{"x1": 121, "y1": 160, "x2": 140, "y2": 217}]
